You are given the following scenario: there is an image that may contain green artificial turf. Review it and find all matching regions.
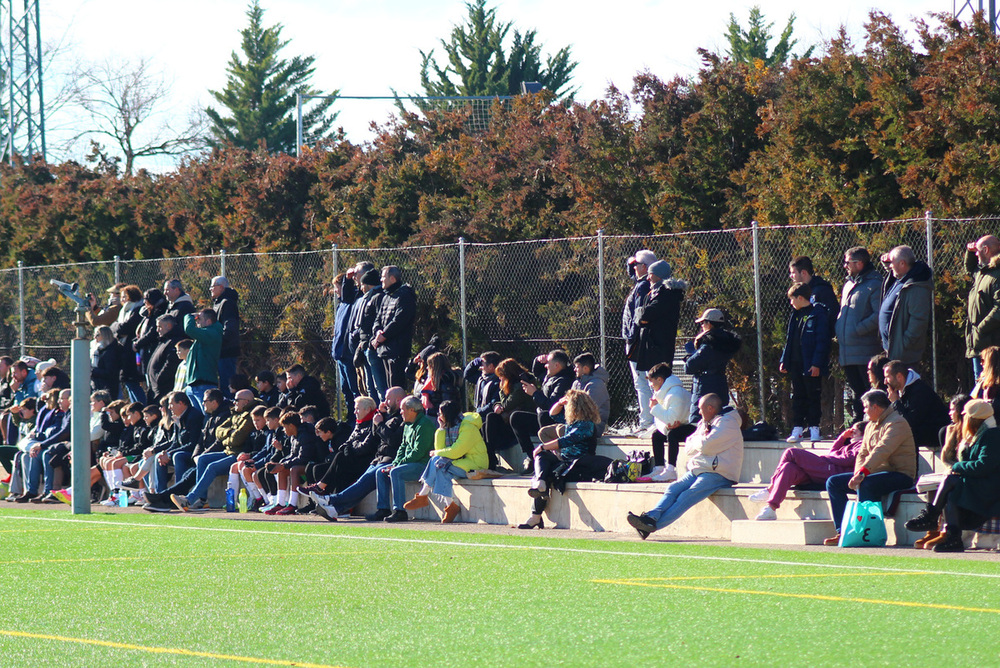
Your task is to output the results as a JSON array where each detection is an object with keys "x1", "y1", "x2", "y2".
[{"x1": 2, "y1": 510, "x2": 999, "y2": 667}]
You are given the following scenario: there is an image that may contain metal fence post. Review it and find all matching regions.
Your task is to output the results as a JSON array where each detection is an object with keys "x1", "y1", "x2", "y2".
[
  {"x1": 331, "y1": 244, "x2": 341, "y2": 419},
  {"x1": 219, "y1": 249, "x2": 226, "y2": 279},
  {"x1": 17, "y1": 261, "x2": 25, "y2": 358},
  {"x1": 598, "y1": 230, "x2": 606, "y2": 368},
  {"x1": 113, "y1": 255, "x2": 120, "y2": 284},
  {"x1": 296, "y1": 93, "x2": 303, "y2": 159},
  {"x1": 926, "y1": 210, "x2": 937, "y2": 392},
  {"x1": 458, "y1": 237, "x2": 468, "y2": 372},
  {"x1": 752, "y1": 221, "x2": 765, "y2": 420}
]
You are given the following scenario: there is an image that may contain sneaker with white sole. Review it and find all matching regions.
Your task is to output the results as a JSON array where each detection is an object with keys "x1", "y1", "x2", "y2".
[
  {"x1": 748, "y1": 488, "x2": 770, "y2": 503},
  {"x1": 809, "y1": 426, "x2": 821, "y2": 442},
  {"x1": 755, "y1": 506, "x2": 777, "y2": 521},
  {"x1": 649, "y1": 465, "x2": 677, "y2": 483},
  {"x1": 315, "y1": 503, "x2": 338, "y2": 521},
  {"x1": 786, "y1": 426, "x2": 804, "y2": 443}
]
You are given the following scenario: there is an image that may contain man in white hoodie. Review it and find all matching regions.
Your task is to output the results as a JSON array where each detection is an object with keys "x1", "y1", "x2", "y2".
[{"x1": 627, "y1": 393, "x2": 743, "y2": 539}]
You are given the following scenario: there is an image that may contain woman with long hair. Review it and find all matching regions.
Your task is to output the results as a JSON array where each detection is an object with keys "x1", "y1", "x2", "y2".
[
  {"x1": 972, "y1": 346, "x2": 1000, "y2": 416},
  {"x1": 417, "y1": 352, "x2": 458, "y2": 418},
  {"x1": 481, "y1": 358, "x2": 534, "y2": 473}
]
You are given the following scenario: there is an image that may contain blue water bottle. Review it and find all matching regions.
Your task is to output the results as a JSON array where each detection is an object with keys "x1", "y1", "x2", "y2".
[
  {"x1": 226, "y1": 487, "x2": 236, "y2": 512},
  {"x1": 118, "y1": 489, "x2": 128, "y2": 508}
]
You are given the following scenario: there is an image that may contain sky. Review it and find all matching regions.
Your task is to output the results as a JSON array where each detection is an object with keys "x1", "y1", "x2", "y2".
[{"x1": 40, "y1": 0, "x2": 954, "y2": 170}]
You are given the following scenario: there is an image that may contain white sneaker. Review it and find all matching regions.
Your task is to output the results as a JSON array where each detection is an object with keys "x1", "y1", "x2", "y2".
[
  {"x1": 748, "y1": 488, "x2": 769, "y2": 503},
  {"x1": 100, "y1": 498, "x2": 116, "y2": 507},
  {"x1": 809, "y1": 426, "x2": 821, "y2": 442},
  {"x1": 755, "y1": 506, "x2": 777, "y2": 521},
  {"x1": 638, "y1": 426, "x2": 658, "y2": 438},
  {"x1": 647, "y1": 466, "x2": 665, "y2": 478},
  {"x1": 786, "y1": 426, "x2": 804, "y2": 443},
  {"x1": 650, "y1": 464, "x2": 677, "y2": 483}
]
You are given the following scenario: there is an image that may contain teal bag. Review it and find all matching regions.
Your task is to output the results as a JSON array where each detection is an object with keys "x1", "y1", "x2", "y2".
[{"x1": 838, "y1": 499, "x2": 887, "y2": 547}]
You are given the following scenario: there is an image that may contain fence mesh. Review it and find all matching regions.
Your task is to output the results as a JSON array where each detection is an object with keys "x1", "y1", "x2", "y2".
[{"x1": 4, "y1": 217, "x2": 990, "y2": 432}]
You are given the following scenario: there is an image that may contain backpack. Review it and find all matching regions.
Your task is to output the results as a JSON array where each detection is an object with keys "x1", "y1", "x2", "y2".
[
  {"x1": 625, "y1": 449, "x2": 653, "y2": 476},
  {"x1": 742, "y1": 421, "x2": 778, "y2": 442},
  {"x1": 603, "y1": 459, "x2": 642, "y2": 484}
]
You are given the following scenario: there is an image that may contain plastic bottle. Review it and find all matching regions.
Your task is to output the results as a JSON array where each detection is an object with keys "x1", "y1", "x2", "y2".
[
  {"x1": 117, "y1": 489, "x2": 128, "y2": 508},
  {"x1": 238, "y1": 488, "x2": 248, "y2": 513},
  {"x1": 225, "y1": 487, "x2": 236, "y2": 512}
]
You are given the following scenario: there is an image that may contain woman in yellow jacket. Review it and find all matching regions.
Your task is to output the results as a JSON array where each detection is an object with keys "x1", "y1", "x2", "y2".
[{"x1": 404, "y1": 400, "x2": 488, "y2": 523}]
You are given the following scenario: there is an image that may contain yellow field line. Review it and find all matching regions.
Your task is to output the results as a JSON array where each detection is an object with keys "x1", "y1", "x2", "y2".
[
  {"x1": 0, "y1": 550, "x2": 376, "y2": 566},
  {"x1": 622, "y1": 572, "x2": 933, "y2": 582},
  {"x1": 0, "y1": 629, "x2": 346, "y2": 667},
  {"x1": 593, "y1": 579, "x2": 1000, "y2": 614}
]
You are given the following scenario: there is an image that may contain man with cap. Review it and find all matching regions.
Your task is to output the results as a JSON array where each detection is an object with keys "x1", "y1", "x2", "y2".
[
  {"x1": 682, "y1": 308, "x2": 742, "y2": 426},
  {"x1": 622, "y1": 249, "x2": 657, "y2": 431},
  {"x1": 351, "y1": 266, "x2": 387, "y2": 402},
  {"x1": 85, "y1": 283, "x2": 126, "y2": 327},
  {"x1": 633, "y1": 260, "x2": 687, "y2": 434}
]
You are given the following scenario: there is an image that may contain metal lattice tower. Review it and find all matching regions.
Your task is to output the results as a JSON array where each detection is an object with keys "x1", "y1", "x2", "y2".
[
  {"x1": 956, "y1": 0, "x2": 1000, "y2": 34},
  {"x1": 0, "y1": 0, "x2": 45, "y2": 165}
]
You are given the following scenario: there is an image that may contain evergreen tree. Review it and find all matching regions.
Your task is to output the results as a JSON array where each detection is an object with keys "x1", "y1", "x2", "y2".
[
  {"x1": 725, "y1": 6, "x2": 812, "y2": 68},
  {"x1": 419, "y1": 0, "x2": 577, "y2": 100},
  {"x1": 206, "y1": 1, "x2": 337, "y2": 153}
]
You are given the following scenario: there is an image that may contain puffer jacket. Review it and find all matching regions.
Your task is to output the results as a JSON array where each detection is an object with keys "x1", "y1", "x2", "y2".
[
  {"x1": 374, "y1": 281, "x2": 417, "y2": 361},
  {"x1": 213, "y1": 286, "x2": 242, "y2": 359},
  {"x1": 433, "y1": 412, "x2": 488, "y2": 472},
  {"x1": 836, "y1": 264, "x2": 883, "y2": 366},
  {"x1": 651, "y1": 375, "x2": 691, "y2": 434},
  {"x1": 633, "y1": 278, "x2": 686, "y2": 372},
  {"x1": 965, "y1": 251, "x2": 1000, "y2": 358},
  {"x1": 684, "y1": 327, "x2": 742, "y2": 423}
]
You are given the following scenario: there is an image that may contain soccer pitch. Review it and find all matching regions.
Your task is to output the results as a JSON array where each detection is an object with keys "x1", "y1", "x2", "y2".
[{"x1": 2, "y1": 511, "x2": 999, "y2": 667}]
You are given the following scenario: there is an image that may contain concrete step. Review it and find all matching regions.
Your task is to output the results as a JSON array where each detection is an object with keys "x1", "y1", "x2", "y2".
[{"x1": 731, "y1": 519, "x2": 837, "y2": 545}]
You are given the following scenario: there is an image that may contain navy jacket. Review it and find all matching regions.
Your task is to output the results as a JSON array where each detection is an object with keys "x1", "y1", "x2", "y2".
[
  {"x1": 780, "y1": 304, "x2": 832, "y2": 375},
  {"x1": 684, "y1": 327, "x2": 742, "y2": 423},
  {"x1": 332, "y1": 280, "x2": 359, "y2": 362},
  {"x1": 374, "y1": 282, "x2": 417, "y2": 361}
]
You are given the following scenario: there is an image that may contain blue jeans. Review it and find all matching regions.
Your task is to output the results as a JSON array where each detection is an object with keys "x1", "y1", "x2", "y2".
[
  {"x1": 327, "y1": 462, "x2": 389, "y2": 513},
  {"x1": 336, "y1": 359, "x2": 358, "y2": 418},
  {"x1": 645, "y1": 471, "x2": 734, "y2": 531},
  {"x1": 185, "y1": 452, "x2": 237, "y2": 504},
  {"x1": 218, "y1": 358, "x2": 237, "y2": 398},
  {"x1": 375, "y1": 462, "x2": 424, "y2": 510},
  {"x1": 630, "y1": 361, "x2": 653, "y2": 428},
  {"x1": 826, "y1": 471, "x2": 914, "y2": 531},
  {"x1": 185, "y1": 383, "x2": 217, "y2": 416},
  {"x1": 365, "y1": 348, "x2": 388, "y2": 403},
  {"x1": 123, "y1": 380, "x2": 147, "y2": 404},
  {"x1": 41, "y1": 448, "x2": 61, "y2": 494},
  {"x1": 25, "y1": 449, "x2": 46, "y2": 494},
  {"x1": 973, "y1": 356, "x2": 984, "y2": 384},
  {"x1": 156, "y1": 451, "x2": 195, "y2": 492},
  {"x1": 420, "y1": 456, "x2": 467, "y2": 499}
]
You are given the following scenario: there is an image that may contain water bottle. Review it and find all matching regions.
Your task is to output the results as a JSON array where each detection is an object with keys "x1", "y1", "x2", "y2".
[
  {"x1": 238, "y1": 489, "x2": 248, "y2": 513},
  {"x1": 225, "y1": 487, "x2": 236, "y2": 512},
  {"x1": 118, "y1": 489, "x2": 128, "y2": 508}
]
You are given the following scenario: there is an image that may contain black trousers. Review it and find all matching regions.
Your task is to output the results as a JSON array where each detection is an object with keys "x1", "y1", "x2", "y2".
[
  {"x1": 530, "y1": 450, "x2": 562, "y2": 514},
  {"x1": 790, "y1": 370, "x2": 823, "y2": 428},
  {"x1": 842, "y1": 364, "x2": 868, "y2": 425},
  {"x1": 382, "y1": 358, "x2": 406, "y2": 391},
  {"x1": 510, "y1": 410, "x2": 556, "y2": 455},
  {"x1": 932, "y1": 474, "x2": 988, "y2": 535},
  {"x1": 483, "y1": 413, "x2": 517, "y2": 469},
  {"x1": 652, "y1": 424, "x2": 697, "y2": 467}
]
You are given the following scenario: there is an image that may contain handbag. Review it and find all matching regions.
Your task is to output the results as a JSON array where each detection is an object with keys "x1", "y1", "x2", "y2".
[
  {"x1": 838, "y1": 499, "x2": 888, "y2": 548},
  {"x1": 915, "y1": 472, "x2": 947, "y2": 494}
]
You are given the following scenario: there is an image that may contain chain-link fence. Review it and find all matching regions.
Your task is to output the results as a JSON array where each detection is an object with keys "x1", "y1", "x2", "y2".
[{"x1": 5, "y1": 215, "x2": 991, "y2": 430}]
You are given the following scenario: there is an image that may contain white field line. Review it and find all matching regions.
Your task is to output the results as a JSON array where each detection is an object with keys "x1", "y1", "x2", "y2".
[{"x1": 3, "y1": 513, "x2": 1000, "y2": 579}]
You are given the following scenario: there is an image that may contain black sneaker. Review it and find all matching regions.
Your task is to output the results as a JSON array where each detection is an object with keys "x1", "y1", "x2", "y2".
[
  {"x1": 932, "y1": 533, "x2": 965, "y2": 553},
  {"x1": 365, "y1": 508, "x2": 392, "y2": 522},
  {"x1": 14, "y1": 492, "x2": 37, "y2": 503},
  {"x1": 144, "y1": 492, "x2": 165, "y2": 505},
  {"x1": 904, "y1": 506, "x2": 940, "y2": 532},
  {"x1": 143, "y1": 504, "x2": 173, "y2": 513},
  {"x1": 627, "y1": 511, "x2": 655, "y2": 540},
  {"x1": 295, "y1": 500, "x2": 316, "y2": 515},
  {"x1": 383, "y1": 509, "x2": 409, "y2": 523},
  {"x1": 119, "y1": 477, "x2": 142, "y2": 490}
]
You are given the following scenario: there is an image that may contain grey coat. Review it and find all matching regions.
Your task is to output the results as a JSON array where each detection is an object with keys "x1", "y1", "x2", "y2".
[
  {"x1": 835, "y1": 265, "x2": 883, "y2": 366},
  {"x1": 965, "y1": 251, "x2": 1000, "y2": 358},
  {"x1": 881, "y1": 261, "x2": 933, "y2": 365}
]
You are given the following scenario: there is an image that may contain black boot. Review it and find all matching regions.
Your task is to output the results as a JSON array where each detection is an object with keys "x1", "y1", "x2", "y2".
[
  {"x1": 904, "y1": 504, "x2": 940, "y2": 532},
  {"x1": 932, "y1": 531, "x2": 965, "y2": 553}
]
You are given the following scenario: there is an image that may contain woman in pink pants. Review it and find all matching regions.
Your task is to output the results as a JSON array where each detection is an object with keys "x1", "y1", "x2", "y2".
[{"x1": 750, "y1": 423, "x2": 863, "y2": 520}]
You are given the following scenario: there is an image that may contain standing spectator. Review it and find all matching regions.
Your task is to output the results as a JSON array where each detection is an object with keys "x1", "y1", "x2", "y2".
[
  {"x1": 163, "y1": 279, "x2": 196, "y2": 324},
  {"x1": 510, "y1": 350, "x2": 574, "y2": 464},
  {"x1": 964, "y1": 235, "x2": 1000, "y2": 381},
  {"x1": 788, "y1": 256, "x2": 838, "y2": 337},
  {"x1": 182, "y1": 309, "x2": 223, "y2": 415},
  {"x1": 112, "y1": 285, "x2": 146, "y2": 404},
  {"x1": 780, "y1": 282, "x2": 831, "y2": 443},
  {"x1": 631, "y1": 260, "x2": 686, "y2": 435},
  {"x1": 883, "y1": 360, "x2": 950, "y2": 449},
  {"x1": 463, "y1": 351, "x2": 501, "y2": 423},
  {"x1": 878, "y1": 245, "x2": 933, "y2": 366},
  {"x1": 372, "y1": 265, "x2": 416, "y2": 390},
  {"x1": 836, "y1": 246, "x2": 883, "y2": 425},
  {"x1": 972, "y1": 346, "x2": 1000, "y2": 417},
  {"x1": 622, "y1": 249, "x2": 656, "y2": 431},
  {"x1": 210, "y1": 276, "x2": 241, "y2": 396},
  {"x1": 85, "y1": 284, "x2": 125, "y2": 327},
  {"x1": 683, "y1": 309, "x2": 742, "y2": 424},
  {"x1": 146, "y1": 315, "x2": 182, "y2": 405},
  {"x1": 353, "y1": 268, "x2": 386, "y2": 402},
  {"x1": 278, "y1": 364, "x2": 331, "y2": 419},
  {"x1": 824, "y1": 389, "x2": 916, "y2": 546},
  {"x1": 332, "y1": 271, "x2": 361, "y2": 421},
  {"x1": 90, "y1": 327, "x2": 123, "y2": 399},
  {"x1": 132, "y1": 288, "x2": 168, "y2": 380}
]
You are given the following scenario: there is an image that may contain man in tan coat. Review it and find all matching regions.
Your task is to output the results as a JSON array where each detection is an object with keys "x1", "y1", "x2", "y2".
[{"x1": 824, "y1": 388, "x2": 916, "y2": 545}]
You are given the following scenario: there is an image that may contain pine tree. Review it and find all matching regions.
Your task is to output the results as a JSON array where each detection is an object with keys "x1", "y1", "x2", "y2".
[
  {"x1": 206, "y1": 1, "x2": 337, "y2": 153},
  {"x1": 725, "y1": 6, "x2": 812, "y2": 68},
  {"x1": 419, "y1": 0, "x2": 577, "y2": 100}
]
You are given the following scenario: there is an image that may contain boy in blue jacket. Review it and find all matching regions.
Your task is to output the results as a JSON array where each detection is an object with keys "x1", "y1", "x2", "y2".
[{"x1": 780, "y1": 282, "x2": 831, "y2": 443}]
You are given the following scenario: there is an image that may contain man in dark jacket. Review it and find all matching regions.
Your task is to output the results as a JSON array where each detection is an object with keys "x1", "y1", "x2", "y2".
[
  {"x1": 210, "y1": 277, "x2": 241, "y2": 396},
  {"x1": 884, "y1": 360, "x2": 949, "y2": 449},
  {"x1": 965, "y1": 235, "x2": 1000, "y2": 381},
  {"x1": 510, "y1": 350, "x2": 575, "y2": 460},
  {"x1": 789, "y1": 256, "x2": 838, "y2": 338},
  {"x1": 278, "y1": 364, "x2": 331, "y2": 418},
  {"x1": 163, "y1": 279, "x2": 196, "y2": 323},
  {"x1": 879, "y1": 246, "x2": 933, "y2": 367},
  {"x1": 463, "y1": 351, "x2": 502, "y2": 422},
  {"x1": 836, "y1": 246, "x2": 883, "y2": 424},
  {"x1": 352, "y1": 268, "x2": 386, "y2": 401},
  {"x1": 152, "y1": 391, "x2": 203, "y2": 493},
  {"x1": 332, "y1": 271, "x2": 360, "y2": 422},
  {"x1": 633, "y1": 260, "x2": 686, "y2": 433},
  {"x1": 622, "y1": 249, "x2": 656, "y2": 430},
  {"x1": 372, "y1": 265, "x2": 416, "y2": 390},
  {"x1": 146, "y1": 315, "x2": 183, "y2": 405}
]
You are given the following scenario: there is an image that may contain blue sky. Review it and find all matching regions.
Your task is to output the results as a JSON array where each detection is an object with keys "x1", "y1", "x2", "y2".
[{"x1": 43, "y1": 0, "x2": 950, "y2": 169}]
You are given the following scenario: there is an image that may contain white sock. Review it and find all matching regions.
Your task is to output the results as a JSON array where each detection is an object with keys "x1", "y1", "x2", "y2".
[
  {"x1": 103, "y1": 470, "x2": 114, "y2": 490},
  {"x1": 437, "y1": 494, "x2": 452, "y2": 506},
  {"x1": 418, "y1": 483, "x2": 432, "y2": 496},
  {"x1": 111, "y1": 469, "x2": 124, "y2": 487},
  {"x1": 227, "y1": 473, "x2": 240, "y2": 490},
  {"x1": 277, "y1": 489, "x2": 288, "y2": 506},
  {"x1": 245, "y1": 481, "x2": 262, "y2": 500},
  {"x1": 288, "y1": 490, "x2": 299, "y2": 505}
]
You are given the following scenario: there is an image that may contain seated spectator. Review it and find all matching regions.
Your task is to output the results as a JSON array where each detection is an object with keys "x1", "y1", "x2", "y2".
[
  {"x1": 883, "y1": 359, "x2": 950, "y2": 448},
  {"x1": 904, "y1": 399, "x2": 1000, "y2": 552},
  {"x1": 278, "y1": 364, "x2": 331, "y2": 419},
  {"x1": 867, "y1": 353, "x2": 890, "y2": 392},
  {"x1": 403, "y1": 400, "x2": 488, "y2": 524},
  {"x1": 823, "y1": 389, "x2": 916, "y2": 546},
  {"x1": 14, "y1": 389, "x2": 71, "y2": 503},
  {"x1": 229, "y1": 405, "x2": 270, "y2": 511},
  {"x1": 510, "y1": 350, "x2": 574, "y2": 465},
  {"x1": 481, "y1": 358, "x2": 534, "y2": 473},
  {"x1": 228, "y1": 373, "x2": 253, "y2": 398},
  {"x1": 299, "y1": 400, "x2": 378, "y2": 499},
  {"x1": 262, "y1": 411, "x2": 325, "y2": 515},
  {"x1": 627, "y1": 394, "x2": 743, "y2": 540},
  {"x1": 255, "y1": 371, "x2": 279, "y2": 407},
  {"x1": 0, "y1": 397, "x2": 36, "y2": 486},
  {"x1": 151, "y1": 391, "x2": 203, "y2": 494},
  {"x1": 565, "y1": 353, "x2": 610, "y2": 434},
  {"x1": 97, "y1": 402, "x2": 147, "y2": 505},
  {"x1": 416, "y1": 352, "x2": 459, "y2": 418},
  {"x1": 119, "y1": 405, "x2": 165, "y2": 495},
  {"x1": 683, "y1": 310, "x2": 742, "y2": 424},
  {"x1": 38, "y1": 365, "x2": 70, "y2": 392},
  {"x1": 750, "y1": 422, "x2": 863, "y2": 520},
  {"x1": 971, "y1": 346, "x2": 1000, "y2": 416},
  {"x1": 463, "y1": 351, "x2": 501, "y2": 422},
  {"x1": 376, "y1": 397, "x2": 436, "y2": 523},
  {"x1": 637, "y1": 362, "x2": 691, "y2": 483},
  {"x1": 517, "y1": 390, "x2": 600, "y2": 530}
]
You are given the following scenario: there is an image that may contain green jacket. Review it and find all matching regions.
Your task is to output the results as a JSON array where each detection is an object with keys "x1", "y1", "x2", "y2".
[
  {"x1": 183, "y1": 314, "x2": 223, "y2": 386},
  {"x1": 950, "y1": 425, "x2": 1000, "y2": 517},
  {"x1": 218, "y1": 398, "x2": 265, "y2": 456},
  {"x1": 391, "y1": 413, "x2": 436, "y2": 466},
  {"x1": 965, "y1": 251, "x2": 1000, "y2": 358},
  {"x1": 433, "y1": 412, "x2": 488, "y2": 472}
]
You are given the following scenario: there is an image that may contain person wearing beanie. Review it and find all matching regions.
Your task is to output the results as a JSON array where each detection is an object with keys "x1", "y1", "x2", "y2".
[
  {"x1": 349, "y1": 265, "x2": 388, "y2": 402},
  {"x1": 622, "y1": 249, "x2": 657, "y2": 432}
]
